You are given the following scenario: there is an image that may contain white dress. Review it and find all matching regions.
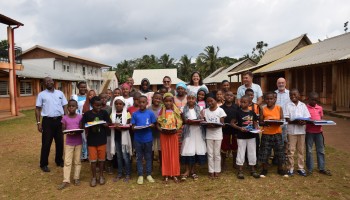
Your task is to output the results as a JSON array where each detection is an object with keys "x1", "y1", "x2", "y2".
[{"x1": 181, "y1": 108, "x2": 207, "y2": 156}]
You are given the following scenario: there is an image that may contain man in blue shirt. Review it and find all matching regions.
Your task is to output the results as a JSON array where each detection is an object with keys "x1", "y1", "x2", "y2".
[
  {"x1": 131, "y1": 96, "x2": 156, "y2": 185},
  {"x1": 35, "y1": 77, "x2": 68, "y2": 172}
]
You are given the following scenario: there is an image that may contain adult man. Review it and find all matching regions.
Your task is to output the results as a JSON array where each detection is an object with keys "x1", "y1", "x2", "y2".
[
  {"x1": 127, "y1": 77, "x2": 139, "y2": 97},
  {"x1": 160, "y1": 76, "x2": 175, "y2": 95},
  {"x1": 275, "y1": 77, "x2": 291, "y2": 108},
  {"x1": 236, "y1": 71, "x2": 263, "y2": 105},
  {"x1": 35, "y1": 77, "x2": 68, "y2": 172}
]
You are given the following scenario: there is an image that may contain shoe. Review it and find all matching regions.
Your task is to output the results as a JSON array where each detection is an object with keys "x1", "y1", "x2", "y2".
[
  {"x1": 260, "y1": 169, "x2": 268, "y2": 178},
  {"x1": 56, "y1": 163, "x2": 64, "y2": 167},
  {"x1": 146, "y1": 175, "x2": 155, "y2": 183},
  {"x1": 287, "y1": 170, "x2": 294, "y2": 177},
  {"x1": 319, "y1": 169, "x2": 332, "y2": 176},
  {"x1": 237, "y1": 171, "x2": 244, "y2": 179},
  {"x1": 99, "y1": 176, "x2": 106, "y2": 185},
  {"x1": 307, "y1": 170, "x2": 313, "y2": 176},
  {"x1": 90, "y1": 178, "x2": 97, "y2": 187},
  {"x1": 251, "y1": 171, "x2": 260, "y2": 179},
  {"x1": 214, "y1": 172, "x2": 220, "y2": 178},
  {"x1": 74, "y1": 179, "x2": 80, "y2": 186},
  {"x1": 208, "y1": 173, "x2": 215, "y2": 179},
  {"x1": 191, "y1": 173, "x2": 199, "y2": 181},
  {"x1": 40, "y1": 166, "x2": 50, "y2": 172},
  {"x1": 137, "y1": 176, "x2": 144, "y2": 185},
  {"x1": 297, "y1": 169, "x2": 307, "y2": 177},
  {"x1": 277, "y1": 169, "x2": 287, "y2": 176},
  {"x1": 57, "y1": 182, "x2": 69, "y2": 190}
]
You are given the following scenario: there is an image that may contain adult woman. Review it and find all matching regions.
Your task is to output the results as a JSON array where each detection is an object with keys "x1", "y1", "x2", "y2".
[
  {"x1": 160, "y1": 76, "x2": 175, "y2": 95},
  {"x1": 187, "y1": 72, "x2": 209, "y2": 94}
]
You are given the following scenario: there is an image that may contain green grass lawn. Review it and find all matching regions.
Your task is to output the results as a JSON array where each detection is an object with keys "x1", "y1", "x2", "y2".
[{"x1": 0, "y1": 110, "x2": 349, "y2": 200}]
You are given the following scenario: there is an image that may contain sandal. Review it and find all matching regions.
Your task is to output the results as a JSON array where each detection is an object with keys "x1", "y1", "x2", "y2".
[
  {"x1": 57, "y1": 182, "x2": 69, "y2": 190},
  {"x1": 173, "y1": 176, "x2": 179, "y2": 183},
  {"x1": 181, "y1": 175, "x2": 188, "y2": 181},
  {"x1": 191, "y1": 173, "x2": 199, "y2": 181},
  {"x1": 319, "y1": 169, "x2": 332, "y2": 176},
  {"x1": 163, "y1": 176, "x2": 169, "y2": 184}
]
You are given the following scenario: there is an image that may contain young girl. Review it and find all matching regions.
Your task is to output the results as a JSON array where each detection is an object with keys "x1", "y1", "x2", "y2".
[
  {"x1": 231, "y1": 95, "x2": 260, "y2": 179},
  {"x1": 81, "y1": 89, "x2": 96, "y2": 161},
  {"x1": 71, "y1": 81, "x2": 87, "y2": 115},
  {"x1": 197, "y1": 87, "x2": 208, "y2": 111},
  {"x1": 215, "y1": 90, "x2": 224, "y2": 107},
  {"x1": 203, "y1": 93, "x2": 227, "y2": 178},
  {"x1": 111, "y1": 96, "x2": 132, "y2": 182},
  {"x1": 110, "y1": 88, "x2": 121, "y2": 107},
  {"x1": 58, "y1": 99, "x2": 83, "y2": 190},
  {"x1": 174, "y1": 82, "x2": 187, "y2": 112},
  {"x1": 121, "y1": 83, "x2": 134, "y2": 109},
  {"x1": 148, "y1": 92, "x2": 163, "y2": 170},
  {"x1": 180, "y1": 92, "x2": 207, "y2": 181},
  {"x1": 157, "y1": 93, "x2": 183, "y2": 184},
  {"x1": 139, "y1": 78, "x2": 154, "y2": 107}
]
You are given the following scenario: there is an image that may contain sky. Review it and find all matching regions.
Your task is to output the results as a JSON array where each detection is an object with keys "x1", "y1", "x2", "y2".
[{"x1": 0, "y1": 0, "x2": 349, "y2": 67}]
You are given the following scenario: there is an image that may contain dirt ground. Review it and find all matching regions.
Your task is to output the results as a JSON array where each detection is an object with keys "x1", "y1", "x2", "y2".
[{"x1": 322, "y1": 116, "x2": 350, "y2": 153}]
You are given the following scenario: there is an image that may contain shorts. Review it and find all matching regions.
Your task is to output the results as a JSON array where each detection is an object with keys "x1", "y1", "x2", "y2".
[
  {"x1": 88, "y1": 144, "x2": 106, "y2": 162},
  {"x1": 221, "y1": 134, "x2": 238, "y2": 152}
]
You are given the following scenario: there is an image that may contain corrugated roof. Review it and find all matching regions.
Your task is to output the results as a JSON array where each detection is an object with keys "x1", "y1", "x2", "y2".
[
  {"x1": 16, "y1": 62, "x2": 84, "y2": 81},
  {"x1": 254, "y1": 32, "x2": 350, "y2": 73},
  {"x1": 132, "y1": 68, "x2": 184, "y2": 85},
  {"x1": 203, "y1": 59, "x2": 254, "y2": 83},
  {"x1": 21, "y1": 45, "x2": 112, "y2": 68},
  {"x1": 203, "y1": 67, "x2": 225, "y2": 83},
  {"x1": 256, "y1": 34, "x2": 312, "y2": 67}
]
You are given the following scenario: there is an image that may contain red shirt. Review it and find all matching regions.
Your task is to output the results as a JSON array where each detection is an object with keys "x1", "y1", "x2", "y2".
[
  {"x1": 127, "y1": 106, "x2": 139, "y2": 116},
  {"x1": 306, "y1": 104, "x2": 323, "y2": 133}
]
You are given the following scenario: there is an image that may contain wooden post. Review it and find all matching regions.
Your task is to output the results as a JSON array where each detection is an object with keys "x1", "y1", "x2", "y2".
[
  {"x1": 260, "y1": 74, "x2": 267, "y2": 92},
  {"x1": 332, "y1": 64, "x2": 337, "y2": 111},
  {"x1": 7, "y1": 26, "x2": 16, "y2": 115},
  {"x1": 285, "y1": 69, "x2": 292, "y2": 89},
  {"x1": 303, "y1": 68, "x2": 307, "y2": 99},
  {"x1": 312, "y1": 67, "x2": 316, "y2": 92},
  {"x1": 322, "y1": 66, "x2": 326, "y2": 103}
]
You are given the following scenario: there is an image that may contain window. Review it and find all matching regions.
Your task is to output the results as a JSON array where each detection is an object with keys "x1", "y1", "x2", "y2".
[
  {"x1": 67, "y1": 66, "x2": 70, "y2": 72},
  {"x1": 20, "y1": 80, "x2": 33, "y2": 96},
  {"x1": 83, "y1": 67, "x2": 86, "y2": 75},
  {"x1": 0, "y1": 81, "x2": 9, "y2": 97},
  {"x1": 63, "y1": 65, "x2": 66, "y2": 72}
]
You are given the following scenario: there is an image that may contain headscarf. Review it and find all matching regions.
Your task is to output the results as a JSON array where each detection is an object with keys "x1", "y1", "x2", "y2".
[
  {"x1": 121, "y1": 82, "x2": 131, "y2": 90},
  {"x1": 176, "y1": 82, "x2": 187, "y2": 90},
  {"x1": 140, "y1": 78, "x2": 152, "y2": 94},
  {"x1": 110, "y1": 96, "x2": 132, "y2": 157},
  {"x1": 157, "y1": 93, "x2": 183, "y2": 130}
]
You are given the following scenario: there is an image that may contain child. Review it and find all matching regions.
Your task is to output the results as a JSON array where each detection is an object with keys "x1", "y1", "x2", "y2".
[
  {"x1": 99, "y1": 93, "x2": 113, "y2": 174},
  {"x1": 220, "y1": 91, "x2": 238, "y2": 170},
  {"x1": 204, "y1": 92, "x2": 227, "y2": 178},
  {"x1": 221, "y1": 80, "x2": 230, "y2": 94},
  {"x1": 127, "y1": 92, "x2": 141, "y2": 115},
  {"x1": 305, "y1": 92, "x2": 331, "y2": 176},
  {"x1": 58, "y1": 99, "x2": 83, "y2": 190},
  {"x1": 174, "y1": 82, "x2": 187, "y2": 112},
  {"x1": 197, "y1": 87, "x2": 208, "y2": 111},
  {"x1": 121, "y1": 83, "x2": 134, "y2": 109},
  {"x1": 71, "y1": 81, "x2": 87, "y2": 115},
  {"x1": 157, "y1": 93, "x2": 183, "y2": 184},
  {"x1": 245, "y1": 88, "x2": 261, "y2": 163},
  {"x1": 110, "y1": 88, "x2": 121, "y2": 107},
  {"x1": 148, "y1": 92, "x2": 163, "y2": 169},
  {"x1": 180, "y1": 92, "x2": 207, "y2": 181},
  {"x1": 81, "y1": 89, "x2": 96, "y2": 161},
  {"x1": 139, "y1": 78, "x2": 154, "y2": 107},
  {"x1": 215, "y1": 90, "x2": 224, "y2": 107},
  {"x1": 111, "y1": 96, "x2": 133, "y2": 182},
  {"x1": 159, "y1": 86, "x2": 168, "y2": 97},
  {"x1": 106, "y1": 89, "x2": 113, "y2": 105},
  {"x1": 131, "y1": 95, "x2": 157, "y2": 185},
  {"x1": 231, "y1": 95, "x2": 260, "y2": 179},
  {"x1": 82, "y1": 96, "x2": 111, "y2": 187},
  {"x1": 284, "y1": 89, "x2": 311, "y2": 177},
  {"x1": 259, "y1": 92, "x2": 286, "y2": 177}
]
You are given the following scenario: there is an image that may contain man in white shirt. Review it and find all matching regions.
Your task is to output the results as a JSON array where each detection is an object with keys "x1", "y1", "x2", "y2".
[
  {"x1": 236, "y1": 71, "x2": 263, "y2": 106},
  {"x1": 275, "y1": 78, "x2": 291, "y2": 109}
]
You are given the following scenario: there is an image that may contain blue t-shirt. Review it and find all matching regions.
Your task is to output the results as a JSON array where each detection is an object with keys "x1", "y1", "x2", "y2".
[{"x1": 131, "y1": 109, "x2": 156, "y2": 143}]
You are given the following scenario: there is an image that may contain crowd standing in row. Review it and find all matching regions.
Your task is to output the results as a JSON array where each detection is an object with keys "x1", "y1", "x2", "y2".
[{"x1": 34, "y1": 71, "x2": 332, "y2": 190}]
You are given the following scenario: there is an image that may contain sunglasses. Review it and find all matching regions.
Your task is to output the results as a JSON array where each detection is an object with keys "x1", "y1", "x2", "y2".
[{"x1": 163, "y1": 81, "x2": 170, "y2": 83}]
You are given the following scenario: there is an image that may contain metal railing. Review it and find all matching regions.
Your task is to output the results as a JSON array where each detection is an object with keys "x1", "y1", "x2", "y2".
[{"x1": 0, "y1": 45, "x2": 22, "y2": 64}]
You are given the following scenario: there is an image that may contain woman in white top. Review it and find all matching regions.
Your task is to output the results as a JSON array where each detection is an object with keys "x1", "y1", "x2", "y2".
[{"x1": 187, "y1": 71, "x2": 209, "y2": 94}]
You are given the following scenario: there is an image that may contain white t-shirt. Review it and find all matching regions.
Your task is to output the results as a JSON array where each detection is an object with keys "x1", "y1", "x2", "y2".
[
  {"x1": 204, "y1": 107, "x2": 227, "y2": 140},
  {"x1": 187, "y1": 84, "x2": 208, "y2": 94},
  {"x1": 123, "y1": 97, "x2": 134, "y2": 109}
]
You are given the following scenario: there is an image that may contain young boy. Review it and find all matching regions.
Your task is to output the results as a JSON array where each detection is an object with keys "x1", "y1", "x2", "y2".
[
  {"x1": 259, "y1": 92, "x2": 286, "y2": 177},
  {"x1": 231, "y1": 95, "x2": 260, "y2": 179},
  {"x1": 106, "y1": 89, "x2": 113, "y2": 105},
  {"x1": 58, "y1": 99, "x2": 83, "y2": 190},
  {"x1": 127, "y1": 92, "x2": 141, "y2": 115},
  {"x1": 305, "y1": 92, "x2": 331, "y2": 176},
  {"x1": 82, "y1": 96, "x2": 111, "y2": 187},
  {"x1": 220, "y1": 91, "x2": 238, "y2": 170},
  {"x1": 99, "y1": 93, "x2": 113, "y2": 174},
  {"x1": 284, "y1": 89, "x2": 311, "y2": 177},
  {"x1": 131, "y1": 96, "x2": 157, "y2": 185}
]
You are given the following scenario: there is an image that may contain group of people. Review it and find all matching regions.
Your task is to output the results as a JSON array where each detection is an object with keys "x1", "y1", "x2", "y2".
[{"x1": 34, "y1": 71, "x2": 331, "y2": 190}]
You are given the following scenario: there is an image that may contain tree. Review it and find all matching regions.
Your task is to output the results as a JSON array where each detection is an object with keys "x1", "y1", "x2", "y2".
[
  {"x1": 197, "y1": 45, "x2": 221, "y2": 78},
  {"x1": 177, "y1": 55, "x2": 195, "y2": 82},
  {"x1": 218, "y1": 56, "x2": 238, "y2": 67},
  {"x1": 115, "y1": 60, "x2": 133, "y2": 83},
  {"x1": 251, "y1": 41, "x2": 268, "y2": 62},
  {"x1": 159, "y1": 54, "x2": 176, "y2": 68}
]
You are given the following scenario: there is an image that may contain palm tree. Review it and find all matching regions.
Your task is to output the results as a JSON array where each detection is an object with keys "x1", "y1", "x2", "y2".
[
  {"x1": 197, "y1": 45, "x2": 221, "y2": 77},
  {"x1": 177, "y1": 55, "x2": 195, "y2": 82},
  {"x1": 115, "y1": 60, "x2": 133, "y2": 83},
  {"x1": 159, "y1": 54, "x2": 176, "y2": 68}
]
